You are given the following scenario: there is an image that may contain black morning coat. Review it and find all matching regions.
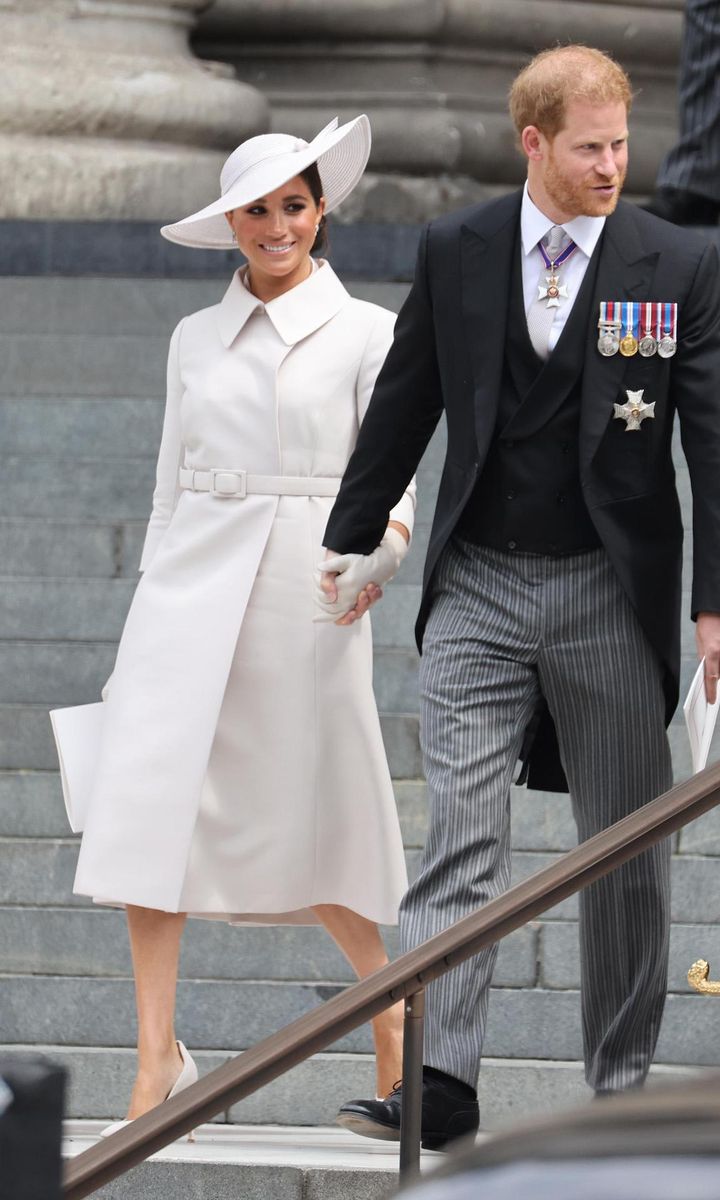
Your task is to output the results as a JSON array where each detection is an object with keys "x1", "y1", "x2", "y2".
[{"x1": 323, "y1": 190, "x2": 720, "y2": 791}]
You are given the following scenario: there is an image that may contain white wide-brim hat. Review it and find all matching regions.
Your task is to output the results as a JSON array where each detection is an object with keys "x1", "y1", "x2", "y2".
[{"x1": 161, "y1": 115, "x2": 371, "y2": 250}]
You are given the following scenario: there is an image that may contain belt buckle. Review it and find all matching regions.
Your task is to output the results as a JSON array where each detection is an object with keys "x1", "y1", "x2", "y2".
[{"x1": 210, "y1": 468, "x2": 247, "y2": 498}]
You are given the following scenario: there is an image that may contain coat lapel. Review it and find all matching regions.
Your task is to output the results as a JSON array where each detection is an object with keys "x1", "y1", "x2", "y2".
[
  {"x1": 579, "y1": 204, "x2": 659, "y2": 475},
  {"x1": 460, "y1": 192, "x2": 522, "y2": 459}
]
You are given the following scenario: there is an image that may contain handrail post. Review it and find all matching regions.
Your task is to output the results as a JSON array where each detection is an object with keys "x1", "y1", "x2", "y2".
[{"x1": 399, "y1": 988, "x2": 425, "y2": 1182}]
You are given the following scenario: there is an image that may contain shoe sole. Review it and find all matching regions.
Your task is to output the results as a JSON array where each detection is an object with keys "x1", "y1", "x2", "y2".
[
  {"x1": 336, "y1": 1112, "x2": 400, "y2": 1142},
  {"x1": 336, "y1": 1112, "x2": 466, "y2": 1152}
]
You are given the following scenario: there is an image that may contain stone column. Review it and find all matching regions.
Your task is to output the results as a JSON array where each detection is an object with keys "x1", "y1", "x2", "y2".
[
  {"x1": 0, "y1": 0, "x2": 268, "y2": 218},
  {"x1": 196, "y1": 0, "x2": 683, "y2": 222}
]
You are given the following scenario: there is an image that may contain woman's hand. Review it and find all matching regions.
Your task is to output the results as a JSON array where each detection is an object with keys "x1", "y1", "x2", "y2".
[{"x1": 314, "y1": 524, "x2": 409, "y2": 625}]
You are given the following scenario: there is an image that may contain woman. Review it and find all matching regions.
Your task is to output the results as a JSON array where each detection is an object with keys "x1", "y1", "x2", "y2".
[{"x1": 71, "y1": 116, "x2": 415, "y2": 1125}]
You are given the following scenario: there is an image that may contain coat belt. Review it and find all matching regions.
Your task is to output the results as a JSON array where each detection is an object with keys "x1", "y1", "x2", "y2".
[{"x1": 178, "y1": 467, "x2": 341, "y2": 499}]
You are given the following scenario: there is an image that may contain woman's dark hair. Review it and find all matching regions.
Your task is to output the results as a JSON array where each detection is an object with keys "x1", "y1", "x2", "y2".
[{"x1": 299, "y1": 162, "x2": 328, "y2": 255}]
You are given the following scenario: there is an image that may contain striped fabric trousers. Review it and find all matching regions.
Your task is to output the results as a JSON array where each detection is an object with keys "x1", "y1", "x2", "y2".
[
  {"x1": 400, "y1": 539, "x2": 672, "y2": 1092},
  {"x1": 657, "y1": 0, "x2": 720, "y2": 201}
]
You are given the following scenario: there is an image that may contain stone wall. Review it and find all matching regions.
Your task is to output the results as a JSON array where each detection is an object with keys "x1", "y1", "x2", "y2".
[
  {"x1": 0, "y1": 0, "x2": 686, "y2": 221},
  {"x1": 196, "y1": 0, "x2": 685, "y2": 221}
]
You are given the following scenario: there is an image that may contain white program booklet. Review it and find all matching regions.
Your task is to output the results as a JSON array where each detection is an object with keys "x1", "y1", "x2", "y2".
[{"x1": 683, "y1": 658, "x2": 720, "y2": 774}]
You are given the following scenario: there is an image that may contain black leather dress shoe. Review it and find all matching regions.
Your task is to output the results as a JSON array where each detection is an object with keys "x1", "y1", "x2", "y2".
[
  {"x1": 643, "y1": 186, "x2": 720, "y2": 226},
  {"x1": 336, "y1": 1066, "x2": 480, "y2": 1152}
]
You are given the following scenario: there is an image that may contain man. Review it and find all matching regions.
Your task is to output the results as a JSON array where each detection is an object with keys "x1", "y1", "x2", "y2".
[
  {"x1": 646, "y1": 0, "x2": 720, "y2": 225},
  {"x1": 317, "y1": 45, "x2": 720, "y2": 1149}
]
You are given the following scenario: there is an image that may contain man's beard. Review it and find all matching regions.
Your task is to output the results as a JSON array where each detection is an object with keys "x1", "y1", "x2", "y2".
[{"x1": 545, "y1": 150, "x2": 626, "y2": 218}]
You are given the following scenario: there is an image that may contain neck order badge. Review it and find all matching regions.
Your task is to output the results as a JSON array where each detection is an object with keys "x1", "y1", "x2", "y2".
[{"x1": 537, "y1": 231, "x2": 578, "y2": 308}]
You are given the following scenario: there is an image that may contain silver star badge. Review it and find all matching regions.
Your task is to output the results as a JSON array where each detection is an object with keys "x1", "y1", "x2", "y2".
[
  {"x1": 538, "y1": 273, "x2": 569, "y2": 309},
  {"x1": 613, "y1": 389, "x2": 656, "y2": 432}
]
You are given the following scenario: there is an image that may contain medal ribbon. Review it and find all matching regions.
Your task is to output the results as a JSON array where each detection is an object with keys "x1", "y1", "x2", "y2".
[
  {"x1": 538, "y1": 237, "x2": 578, "y2": 270},
  {"x1": 643, "y1": 301, "x2": 652, "y2": 335},
  {"x1": 664, "y1": 301, "x2": 678, "y2": 340},
  {"x1": 599, "y1": 300, "x2": 620, "y2": 327},
  {"x1": 624, "y1": 300, "x2": 638, "y2": 341}
]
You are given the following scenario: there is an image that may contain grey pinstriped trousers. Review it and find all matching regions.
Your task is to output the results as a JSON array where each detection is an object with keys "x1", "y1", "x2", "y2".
[{"x1": 400, "y1": 539, "x2": 672, "y2": 1093}]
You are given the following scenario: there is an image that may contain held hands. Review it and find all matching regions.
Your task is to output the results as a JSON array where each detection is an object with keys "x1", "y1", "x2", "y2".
[
  {"x1": 697, "y1": 612, "x2": 720, "y2": 703},
  {"x1": 314, "y1": 525, "x2": 409, "y2": 625}
]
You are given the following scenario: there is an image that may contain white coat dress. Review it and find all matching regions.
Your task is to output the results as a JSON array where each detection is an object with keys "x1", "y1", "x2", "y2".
[{"x1": 72, "y1": 261, "x2": 414, "y2": 925}]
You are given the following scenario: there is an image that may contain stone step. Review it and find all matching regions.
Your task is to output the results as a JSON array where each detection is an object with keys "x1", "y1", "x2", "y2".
[
  {"x1": 0, "y1": 518, "x2": 146, "y2": 579},
  {"x1": 4, "y1": 456, "x2": 156, "y2": 519},
  {"x1": 9, "y1": 767, "x2": 707, "y2": 861},
  {"x1": 0, "y1": 769, "x2": 597, "y2": 856},
  {"x1": 1, "y1": 397, "x2": 163, "y2": 459},
  {"x1": 64, "y1": 1121, "x2": 408, "y2": 1200},
  {"x1": 0, "y1": 836, "x2": 425, "y2": 910},
  {"x1": 3, "y1": 840, "x2": 717, "y2": 924},
  {"x1": 0, "y1": 977, "x2": 717, "y2": 1065},
  {"x1": 0, "y1": 903, "x2": 716, "y2": 998},
  {"x1": 0, "y1": 704, "x2": 423, "y2": 776},
  {"x1": 0, "y1": 1046, "x2": 679, "y2": 1125},
  {"x1": 0, "y1": 637, "x2": 420, "y2": 712},
  {"x1": 0, "y1": 334, "x2": 169, "y2": 398},
  {"x1": 2, "y1": 453, "x2": 440, "y2": 531},
  {"x1": 0, "y1": 636, "x2": 706, "y2": 735},
  {"x1": 0, "y1": 277, "x2": 410, "y2": 337},
  {"x1": 0, "y1": 513, "x2": 430, "y2": 585},
  {"x1": 0, "y1": 578, "x2": 422, "y2": 647},
  {"x1": 0, "y1": 905, "x2": 534, "y2": 989}
]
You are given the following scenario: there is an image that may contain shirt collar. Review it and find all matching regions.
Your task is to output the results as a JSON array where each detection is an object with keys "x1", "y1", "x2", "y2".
[
  {"x1": 216, "y1": 259, "x2": 350, "y2": 348},
  {"x1": 520, "y1": 181, "x2": 605, "y2": 260}
]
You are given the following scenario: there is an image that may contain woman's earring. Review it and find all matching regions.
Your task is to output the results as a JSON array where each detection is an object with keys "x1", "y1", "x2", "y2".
[{"x1": 315, "y1": 224, "x2": 320, "y2": 235}]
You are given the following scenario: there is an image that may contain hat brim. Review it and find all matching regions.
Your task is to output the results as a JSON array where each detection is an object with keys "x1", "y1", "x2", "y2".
[{"x1": 161, "y1": 115, "x2": 370, "y2": 250}]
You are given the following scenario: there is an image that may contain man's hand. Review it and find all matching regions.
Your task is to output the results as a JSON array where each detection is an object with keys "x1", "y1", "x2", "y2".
[{"x1": 696, "y1": 612, "x2": 720, "y2": 702}]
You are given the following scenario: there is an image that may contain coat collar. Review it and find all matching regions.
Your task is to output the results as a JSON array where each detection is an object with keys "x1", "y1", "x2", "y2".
[{"x1": 216, "y1": 260, "x2": 351, "y2": 348}]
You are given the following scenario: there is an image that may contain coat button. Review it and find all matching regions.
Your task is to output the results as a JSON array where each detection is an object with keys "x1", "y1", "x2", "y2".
[
  {"x1": 508, "y1": 539, "x2": 517, "y2": 550},
  {"x1": 507, "y1": 491, "x2": 515, "y2": 500},
  {"x1": 557, "y1": 492, "x2": 566, "y2": 504}
]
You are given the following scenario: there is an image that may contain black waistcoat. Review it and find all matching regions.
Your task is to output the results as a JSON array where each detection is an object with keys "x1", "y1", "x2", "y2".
[{"x1": 456, "y1": 226, "x2": 602, "y2": 555}]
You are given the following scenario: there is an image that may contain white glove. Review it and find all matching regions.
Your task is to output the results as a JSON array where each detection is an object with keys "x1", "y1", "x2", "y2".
[{"x1": 314, "y1": 527, "x2": 409, "y2": 622}]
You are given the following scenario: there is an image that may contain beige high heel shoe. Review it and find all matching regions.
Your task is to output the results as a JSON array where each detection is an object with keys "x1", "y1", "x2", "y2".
[{"x1": 101, "y1": 1040, "x2": 198, "y2": 1141}]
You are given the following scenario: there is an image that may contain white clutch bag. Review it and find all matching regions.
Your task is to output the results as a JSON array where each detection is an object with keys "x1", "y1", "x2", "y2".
[{"x1": 49, "y1": 702, "x2": 105, "y2": 833}]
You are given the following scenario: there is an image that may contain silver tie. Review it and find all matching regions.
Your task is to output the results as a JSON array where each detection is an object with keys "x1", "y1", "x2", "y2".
[{"x1": 526, "y1": 225, "x2": 568, "y2": 360}]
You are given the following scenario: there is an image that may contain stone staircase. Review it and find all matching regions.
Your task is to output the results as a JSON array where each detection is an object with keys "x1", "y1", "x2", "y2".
[{"x1": 1, "y1": 273, "x2": 719, "y2": 1196}]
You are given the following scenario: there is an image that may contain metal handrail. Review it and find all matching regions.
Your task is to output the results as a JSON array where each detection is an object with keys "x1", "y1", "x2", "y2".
[{"x1": 63, "y1": 758, "x2": 720, "y2": 1198}]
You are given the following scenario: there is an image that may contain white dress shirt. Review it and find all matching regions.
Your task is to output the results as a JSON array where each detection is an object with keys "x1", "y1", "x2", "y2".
[{"x1": 520, "y1": 183, "x2": 606, "y2": 353}]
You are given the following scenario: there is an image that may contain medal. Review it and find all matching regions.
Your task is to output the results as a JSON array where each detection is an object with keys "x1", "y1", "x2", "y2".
[
  {"x1": 638, "y1": 302, "x2": 657, "y2": 356},
  {"x1": 538, "y1": 272, "x2": 567, "y2": 307},
  {"x1": 657, "y1": 302, "x2": 676, "y2": 357},
  {"x1": 618, "y1": 301, "x2": 638, "y2": 356},
  {"x1": 597, "y1": 301, "x2": 621, "y2": 356},
  {"x1": 613, "y1": 388, "x2": 656, "y2": 431},
  {"x1": 537, "y1": 234, "x2": 578, "y2": 309},
  {"x1": 598, "y1": 329, "x2": 620, "y2": 356}
]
